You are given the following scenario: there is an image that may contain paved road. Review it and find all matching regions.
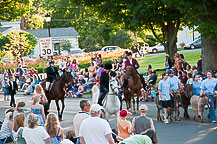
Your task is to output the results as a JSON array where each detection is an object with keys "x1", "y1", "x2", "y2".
[
  {"x1": 140, "y1": 49, "x2": 201, "y2": 57},
  {"x1": 0, "y1": 92, "x2": 216, "y2": 144}
]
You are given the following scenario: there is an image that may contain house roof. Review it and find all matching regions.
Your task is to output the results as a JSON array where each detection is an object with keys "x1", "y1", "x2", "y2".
[
  {"x1": 0, "y1": 27, "x2": 12, "y2": 33},
  {"x1": 25, "y1": 27, "x2": 79, "y2": 38}
]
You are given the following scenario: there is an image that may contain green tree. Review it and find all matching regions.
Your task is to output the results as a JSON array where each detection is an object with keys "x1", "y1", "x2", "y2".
[
  {"x1": 3, "y1": 30, "x2": 37, "y2": 58},
  {"x1": 60, "y1": 39, "x2": 72, "y2": 53},
  {"x1": 173, "y1": 0, "x2": 217, "y2": 71},
  {"x1": 0, "y1": 0, "x2": 30, "y2": 21},
  {"x1": 75, "y1": 0, "x2": 183, "y2": 59}
]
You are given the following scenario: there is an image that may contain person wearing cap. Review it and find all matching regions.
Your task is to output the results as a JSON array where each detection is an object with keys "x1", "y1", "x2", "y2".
[
  {"x1": 117, "y1": 109, "x2": 132, "y2": 139},
  {"x1": 168, "y1": 71, "x2": 180, "y2": 121},
  {"x1": 73, "y1": 100, "x2": 90, "y2": 144},
  {"x1": 122, "y1": 52, "x2": 146, "y2": 90},
  {"x1": 79, "y1": 104, "x2": 114, "y2": 144},
  {"x1": 98, "y1": 63, "x2": 117, "y2": 106},
  {"x1": 45, "y1": 60, "x2": 59, "y2": 93},
  {"x1": 132, "y1": 104, "x2": 155, "y2": 134}
]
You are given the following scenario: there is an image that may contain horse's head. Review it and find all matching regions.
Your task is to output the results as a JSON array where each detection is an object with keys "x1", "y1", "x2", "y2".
[
  {"x1": 62, "y1": 72, "x2": 74, "y2": 85},
  {"x1": 109, "y1": 76, "x2": 119, "y2": 96},
  {"x1": 200, "y1": 94, "x2": 209, "y2": 110},
  {"x1": 184, "y1": 84, "x2": 194, "y2": 98},
  {"x1": 126, "y1": 66, "x2": 136, "y2": 75}
]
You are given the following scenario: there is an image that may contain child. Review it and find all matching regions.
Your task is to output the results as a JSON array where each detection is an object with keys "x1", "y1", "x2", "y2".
[
  {"x1": 74, "y1": 82, "x2": 84, "y2": 98},
  {"x1": 65, "y1": 130, "x2": 77, "y2": 144},
  {"x1": 24, "y1": 82, "x2": 33, "y2": 95},
  {"x1": 150, "y1": 86, "x2": 156, "y2": 101},
  {"x1": 117, "y1": 109, "x2": 132, "y2": 139}
]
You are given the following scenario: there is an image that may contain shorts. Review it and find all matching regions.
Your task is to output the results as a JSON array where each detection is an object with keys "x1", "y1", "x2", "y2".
[{"x1": 160, "y1": 100, "x2": 171, "y2": 108}]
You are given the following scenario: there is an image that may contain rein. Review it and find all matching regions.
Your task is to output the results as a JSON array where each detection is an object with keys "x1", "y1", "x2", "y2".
[{"x1": 109, "y1": 79, "x2": 119, "y2": 96}]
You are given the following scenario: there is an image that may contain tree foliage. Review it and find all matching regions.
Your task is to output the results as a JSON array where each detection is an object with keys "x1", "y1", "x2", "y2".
[
  {"x1": 60, "y1": 39, "x2": 72, "y2": 53},
  {"x1": 2, "y1": 30, "x2": 37, "y2": 58},
  {"x1": 0, "y1": 0, "x2": 30, "y2": 21}
]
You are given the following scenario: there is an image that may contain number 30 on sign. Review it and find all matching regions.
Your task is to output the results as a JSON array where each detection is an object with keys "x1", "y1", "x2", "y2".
[{"x1": 39, "y1": 37, "x2": 53, "y2": 57}]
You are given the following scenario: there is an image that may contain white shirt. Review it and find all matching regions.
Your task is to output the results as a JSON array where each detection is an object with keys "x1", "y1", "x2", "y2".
[
  {"x1": 10, "y1": 81, "x2": 13, "y2": 89},
  {"x1": 129, "y1": 59, "x2": 132, "y2": 65},
  {"x1": 73, "y1": 112, "x2": 89, "y2": 137},
  {"x1": 79, "y1": 117, "x2": 112, "y2": 144},
  {"x1": 22, "y1": 126, "x2": 49, "y2": 144},
  {"x1": 58, "y1": 61, "x2": 66, "y2": 70}
]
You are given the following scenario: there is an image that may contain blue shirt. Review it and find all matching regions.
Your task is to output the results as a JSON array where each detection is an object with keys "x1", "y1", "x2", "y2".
[
  {"x1": 151, "y1": 90, "x2": 156, "y2": 98},
  {"x1": 192, "y1": 81, "x2": 201, "y2": 96},
  {"x1": 51, "y1": 66, "x2": 55, "y2": 72},
  {"x1": 201, "y1": 78, "x2": 217, "y2": 95},
  {"x1": 168, "y1": 76, "x2": 179, "y2": 92},
  {"x1": 158, "y1": 79, "x2": 171, "y2": 100},
  {"x1": 32, "y1": 78, "x2": 39, "y2": 87}
]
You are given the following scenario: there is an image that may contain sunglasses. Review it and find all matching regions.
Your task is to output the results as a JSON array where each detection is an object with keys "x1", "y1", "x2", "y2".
[{"x1": 85, "y1": 104, "x2": 91, "y2": 106}]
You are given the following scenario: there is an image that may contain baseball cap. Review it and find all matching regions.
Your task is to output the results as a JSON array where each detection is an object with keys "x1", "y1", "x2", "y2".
[
  {"x1": 119, "y1": 109, "x2": 132, "y2": 117},
  {"x1": 90, "y1": 104, "x2": 103, "y2": 114},
  {"x1": 139, "y1": 104, "x2": 148, "y2": 111}
]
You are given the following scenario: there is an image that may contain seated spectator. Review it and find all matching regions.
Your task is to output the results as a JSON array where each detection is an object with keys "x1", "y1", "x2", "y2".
[
  {"x1": 132, "y1": 105, "x2": 155, "y2": 134},
  {"x1": 141, "y1": 129, "x2": 158, "y2": 144},
  {"x1": 24, "y1": 82, "x2": 33, "y2": 95},
  {"x1": 186, "y1": 73, "x2": 193, "y2": 85},
  {"x1": 22, "y1": 114, "x2": 50, "y2": 144},
  {"x1": 45, "y1": 113, "x2": 64, "y2": 143},
  {"x1": 31, "y1": 74, "x2": 39, "y2": 89},
  {"x1": 79, "y1": 104, "x2": 114, "y2": 144},
  {"x1": 146, "y1": 71, "x2": 157, "y2": 86},
  {"x1": 83, "y1": 68, "x2": 89, "y2": 79},
  {"x1": 88, "y1": 62, "x2": 96, "y2": 77},
  {"x1": 181, "y1": 71, "x2": 188, "y2": 84},
  {"x1": 78, "y1": 75, "x2": 86, "y2": 84},
  {"x1": 0, "y1": 111, "x2": 13, "y2": 144},
  {"x1": 192, "y1": 65, "x2": 197, "y2": 77},
  {"x1": 185, "y1": 65, "x2": 192, "y2": 74},
  {"x1": 21, "y1": 75, "x2": 32, "y2": 91},
  {"x1": 13, "y1": 101, "x2": 31, "y2": 120},
  {"x1": 117, "y1": 109, "x2": 132, "y2": 139},
  {"x1": 74, "y1": 82, "x2": 84, "y2": 98},
  {"x1": 111, "y1": 128, "x2": 123, "y2": 144},
  {"x1": 70, "y1": 59, "x2": 78, "y2": 72},
  {"x1": 12, "y1": 113, "x2": 26, "y2": 144},
  {"x1": 66, "y1": 130, "x2": 77, "y2": 144},
  {"x1": 83, "y1": 74, "x2": 95, "y2": 93},
  {"x1": 31, "y1": 95, "x2": 45, "y2": 126},
  {"x1": 120, "y1": 134, "x2": 152, "y2": 144}
]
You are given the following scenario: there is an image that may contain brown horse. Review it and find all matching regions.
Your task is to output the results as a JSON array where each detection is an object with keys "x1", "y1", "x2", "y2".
[
  {"x1": 40, "y1": 72, "x2": 74, "y2": 120},
  {"x1": 179, "y1": 83, "x2": 194, "y2": 119},
  {"x1": 123, "y1": 66, "x2": 141, "y2": 113}
]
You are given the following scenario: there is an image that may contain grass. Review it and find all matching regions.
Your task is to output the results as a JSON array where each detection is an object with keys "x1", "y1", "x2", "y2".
[{"x1": 136, "y1": 50, "x2": 201, "y2": 73}]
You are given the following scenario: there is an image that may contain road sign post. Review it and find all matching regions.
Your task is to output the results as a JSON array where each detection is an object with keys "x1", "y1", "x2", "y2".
[{"x1": 39, "y1": 37, "x2": 53, "y2": 74}]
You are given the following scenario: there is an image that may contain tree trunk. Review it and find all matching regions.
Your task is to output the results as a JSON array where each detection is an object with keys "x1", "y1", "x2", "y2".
[
  {"x1": 202, "y1": 36, "x2": 217, "y2": 71},
  {"x1": 164, "y1": 22, "x2": 177, "y2": 60}
]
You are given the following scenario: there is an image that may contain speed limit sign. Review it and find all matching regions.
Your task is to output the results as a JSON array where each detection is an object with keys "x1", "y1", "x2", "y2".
[{"x1": 39, "y1": 37, "x2": 53, "y2": 57}]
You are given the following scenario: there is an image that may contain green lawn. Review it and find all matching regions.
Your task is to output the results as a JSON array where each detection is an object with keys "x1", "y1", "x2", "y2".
[{"x1": 136, "y1": 50, "x2": 201, "y2": 72}]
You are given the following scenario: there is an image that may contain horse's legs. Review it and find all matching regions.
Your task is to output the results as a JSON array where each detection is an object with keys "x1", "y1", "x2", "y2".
[
  {"x1": 55, "y1": 99, "x2": 61, "y2": 119},
  {"x1": 132, "y1": 94, "x2": 136, "y2": 113},
  {"x1": 60, "y1": 98, "x2": 65, "y2": 121},
  {"x1": 136, "y1": 91, "x2": 140, "y2": 113}
]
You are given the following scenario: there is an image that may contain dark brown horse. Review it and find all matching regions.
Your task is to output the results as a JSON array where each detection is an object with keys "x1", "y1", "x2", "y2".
[
  {"x1": 179, "y1": 83, "x2": 194, "y2": 119},
  {"x1": 123, "y1": 66, "x2": 141, "y2": 113},
  {"x1": 40, "y1": 72, "x2": 73, "y2": 120}
]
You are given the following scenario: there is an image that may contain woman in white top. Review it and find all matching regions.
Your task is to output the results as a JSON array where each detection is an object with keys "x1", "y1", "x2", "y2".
[
  {"x1": 0, "y1": 111, "x2": 13, "y2": 143},
  {"x1": 22, "y1": 114, "x2": 50, "y2": 144}
]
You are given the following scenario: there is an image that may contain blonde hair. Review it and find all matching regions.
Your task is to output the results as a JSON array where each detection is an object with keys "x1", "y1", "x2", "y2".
[
  {"x1": 13, "y1": 113, "x2": 25, "y2": 132},
  {"x1": 34, "y1": 84, "x2": 44, "y2": 94},
  {"x1": 45, "y1": 113, "x2": 60, "y2": 137},
  {"x1": 16, "y1": 101, "x2": 25, "y2": 111},
  {"x1": 28, "y1": 114, "x2": 39, "y2": 128},
  {"x1": 32, "y1": 95, "x2": 40, "y2": 105},
  {"x1": 5, "y1": 111, "x2": 13, "y2": 120}
]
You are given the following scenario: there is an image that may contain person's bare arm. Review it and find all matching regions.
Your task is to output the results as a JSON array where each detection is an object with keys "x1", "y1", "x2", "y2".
[
  {"x1": 44, "y1": 137, "x2": 50, "y2": 143},
  {"x1": 131, "y1": 118, "x2": 135, "y2": 133},
  {"x1": 200, "y1": 89, "x2": 204, "y2": 96},
  {"x1": 40, "y1": 105, "x2": 46, "y2": 122},
  {"x1": 105, "y1": 133, "x2": 114, "y2": 144},
  {"x1": 80, "y1": 137, "x2": 86, "y2": 144},
  {"x1": 158, "y1": 90, "x2": 165, "y2": 101},
  {"x1": 150, "y1": 119, "x2": 155, "y2": 131},
  {"x1": 8, "y1": 121, "x2": 13, "y2": 131}
]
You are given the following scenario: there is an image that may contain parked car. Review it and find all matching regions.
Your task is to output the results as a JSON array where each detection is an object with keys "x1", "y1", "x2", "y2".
[
  {"x1": 0, "y1": 58, "x2": 10, "y2": 63},
  {"x1": 68, "y1": 49, "x2": 84, "y2": 57},
  {"x1": 184, "y1": 38, "x2": 201, "y2": 49},
  {"x1": 146, "y1": 43, "x2": 182, "y2": 53},
  {"x1": 101, "y1": 46, "x2": 121, "y2": 51}
]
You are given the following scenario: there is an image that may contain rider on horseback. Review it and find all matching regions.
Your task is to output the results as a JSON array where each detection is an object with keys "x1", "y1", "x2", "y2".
[
  {"x1": 122, "y1": 52, "x2": 146, "y2": 90},
  {"x1": 98, "y1": 63, "x2": 117, "y2": 106},
  {"x1": 45, "y1": 60, "x2": 59, "y2": 94}
]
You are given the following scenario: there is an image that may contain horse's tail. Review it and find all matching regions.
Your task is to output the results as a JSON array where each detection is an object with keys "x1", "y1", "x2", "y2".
[{"x1": 92, "y1": 85, "x2": 99, "y2": 104}]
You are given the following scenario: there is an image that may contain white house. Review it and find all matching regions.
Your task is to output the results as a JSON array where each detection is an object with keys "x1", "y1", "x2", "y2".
[
  {"x1": 177, "y1": 27, "x2": 200, "y2": 44},
  {"x1": 0, "y1": 20, "x2": 80, "y2": 58}
]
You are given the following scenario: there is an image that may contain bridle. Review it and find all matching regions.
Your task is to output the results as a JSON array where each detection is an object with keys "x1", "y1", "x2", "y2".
[{"x1": 109, "y1": 78, "x2": 119, "y2": 96}]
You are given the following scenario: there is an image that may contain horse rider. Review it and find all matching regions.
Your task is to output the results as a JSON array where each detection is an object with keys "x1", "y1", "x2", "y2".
[
  {"x1": 45, "y1": 60, "x2": 59, "y2": 94},
  {"x1": 122, "y1": 52, "x2": 146, "y2": 90},
  {"x1": 98, "y1": 63, "x2": 117, "y2": 106}
]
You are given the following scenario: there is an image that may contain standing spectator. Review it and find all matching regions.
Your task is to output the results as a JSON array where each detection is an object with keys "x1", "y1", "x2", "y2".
[
  {"x1": 117, "y1": 109, "x2": 132, "y2": 139},
  {"x1": 79, "y1": 104, "x2": 114, "y2": 144},
  {"x1": 174, "y1": 53, "x2": 182, "y2": 72},
  {"x1": 73, "y1": 99, "x2": 90, "y2": 144},
  {"x1": 88, "y1": 62, "x2": 96, "y2": 77},
  {"x1": 132, "y1": 104, "x2": 155, "y2": 134},
  {"x1": 45, "y1": 113, "x2": 64, "y2": 143},
  {"x1": 70, "y1": 59, "x2": 78, "y2": 72},
  {"x1": 31, "y1": 95, "x2": 46, "y2": 126},
  {"x1": 113, "y1": 59, "x2": 119, "y2": 71},
  {"x1": 66, "y1": 59, "x2": 71, "y2": 72},
  {"x1": 197, "y1": 55, "x2": 202, "y2": 72},
  {"x1": 18, "y1": 64, "x2": 24, "y2": 81},
  {"x1": 22, "y1": 114, "x2": 50, "y2": 144},
  {"x1": 13, "y1": 113, "x2": 26, "y2": 144},
  {"x1": 8, "y1": 76, "x2": 18, "y2": 107},
  {"x1": 165, "y1": 54, "x2": 172, "y2": 74},
  {"x1": 0, "y1": 112, "x2": 13, "y2": 143},
  {"x1": 201, "y1": 71, "x2": 217, "y2": 123},
  {"x1": 98, "y1": 54, "x2": 103, "y2": 65},
  {"x1": 2, "y1": 71, "x2": 9, "y2": 101},
  {"x1": 7, "y1": 69, "x2": 13, "y2": 77},
  {"x1": 192, "y1": 74, "x2": 201, "y2": 96},
  {"x1": 58, "y1": 58, "x2": 66, "y2": 72},
  {"x1": 97, "y1": 64, "x2": 105, "y2": 77},
  {"x1": 192, "y1": 65, "x2": 198, "y2": 77},
  {"x1": 158, "y1": 72, "x2": 172, "y2": 124},
  {"x1": 118, "y1": 56, "x2": 123, "y2": 73}
]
